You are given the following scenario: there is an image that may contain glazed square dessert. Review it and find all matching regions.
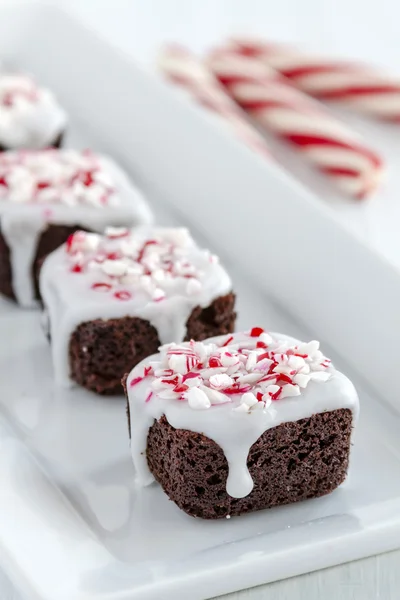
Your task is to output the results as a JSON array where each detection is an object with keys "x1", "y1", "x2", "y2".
[
  {"x1": 0, "y1": 149, "x2": 153, "y2": 307},
  {"x1": 0, "y1": 72, "x2": 67, "y2": 150},
  {"x1": 125, "y1": 328, "x2": 359, "y2": 519},
  {"x1": 40, "y1": 227, "x2": 236, "y2": 394}
]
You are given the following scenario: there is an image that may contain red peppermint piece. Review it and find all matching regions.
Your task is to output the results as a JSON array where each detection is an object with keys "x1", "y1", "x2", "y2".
[
  {"x1": 143, "y1": 366, "x2": 153, "y2": 377},
  {"x1": 106, "y1": 251, "x2": 121, "y2": 261},
  {"x1": 209, "y1": 357, "x2": 222, "y2": 368},
  {"x1": 81, "y1": 170, "x2": 95, "y2": 187},
  {"x1": 36, "y1": 181, "x2": 50, "y2": 190},
  {"x1": 250, "y1": 327, "x2": 264, "y2": 337},
  {"x1": 256, "y1": 391, "x2": 264, "y2": 402},
  {"x1": 107, "y1": 228, "x2": 129, "y2": 239},
  {"x1": 137, "y1": 240, "x2": 158, "y2": 263},
  {"x1": 71, "y1": 264, "x2": 83, "y2": 273},
  {"x1": 182, "y1": 371, "x2": 199, "y2": 382},
  {"x1": 270, "y1": 388, "x2": 281, "y2": 401},
  {"x1": 173, "y1": 383, "x2": 189, "y2": 393},
  {"x1": 114, "y1": 290, "x2": 132, "y2": 301},
  {"x1": 66, "y1": 233, "x2": 75, "y2": 254},
  {"x1": 130, "y1": 376, "x2": 143, "y2": 387},
  {"x1": 221, "y1": 335, "x2": 234, "y2": 347},
  {"x1": 256, "y1": 341, "x2": 268, "y2": 348},
  {"x1": 277, "y1": 373, "x2": 293, "y2": 385},
  {"x1": 91, "y1": 282, "x2": 112, "y2": 292},
  {"x1": 2, "y1": 92, "x2": 13, "y2": 107}
]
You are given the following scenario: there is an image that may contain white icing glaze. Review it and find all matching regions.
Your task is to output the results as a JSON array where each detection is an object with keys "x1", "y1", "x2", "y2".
[
  {"x1": 39, "y1": 227, "x2": 232, "y2": 388},
  {"x1": 126, "y1": 330, "x2": 359, "y2": 499},
  {"x1": 0, "y1": 150, "x2": 153, "y2": 307},
  {"x1": 0, "y1": 73, "x2": 67, "y2": 149}
]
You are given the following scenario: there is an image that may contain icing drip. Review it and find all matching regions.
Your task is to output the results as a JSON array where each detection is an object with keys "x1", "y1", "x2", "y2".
[
  {"x1": 39, "y1": 227, "x2": 232, "y2": 387},
  {"x1": 0, "y1": 73, "x2": 67, "y2": 149},
  {"x1": 0, "y1": 150, "x2": 153, "y2": 307},
  {"x1": 126, "y1": 330, "x2": 359, "y2": 499}
]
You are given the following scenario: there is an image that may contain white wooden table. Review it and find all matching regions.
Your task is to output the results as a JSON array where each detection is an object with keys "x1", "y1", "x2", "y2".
[
  {"x1": 1, "y1": 551, "x2": 398, "y2": 600},
  {"x1": 2, "y1": 1, "x2": 400, "y2": 598}
]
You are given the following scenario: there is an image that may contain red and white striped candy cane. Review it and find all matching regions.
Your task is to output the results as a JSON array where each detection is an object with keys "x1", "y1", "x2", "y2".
[
  {"x1": 208, "y1": 49, "x2": 383, "y2": 199},
  {"x1": 231, "y1": 38, "x2": 400, "y2": 121},
  {"x1": 158, "y1": 44, "x2": 270, "y2": 158}
]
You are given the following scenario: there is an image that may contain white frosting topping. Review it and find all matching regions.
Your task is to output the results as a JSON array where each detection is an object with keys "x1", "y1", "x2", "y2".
[
  {"x1": 126, "y1": 329, "x2": 359, "y2": 499},
  {"x1": 0, "y1": 150, "x2": 153, "y2": 307},
  {"x1": 0, "y1": 73, "x2": 67, "y2": 149},
  {"x1": 40, "y1": 227, "x2": 232, "y2": 388}
]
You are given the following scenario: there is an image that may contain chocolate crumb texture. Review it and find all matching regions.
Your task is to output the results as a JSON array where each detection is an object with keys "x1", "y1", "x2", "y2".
[
  {"x1": 70, "y1": 292, "x2": 236, "y2": 395},
  {"x1": 146, "y1": 409, "x2": 353, "y2": 519},
  {"x1": 0, "y1": 223, "x2": 91, "y2": 303}
]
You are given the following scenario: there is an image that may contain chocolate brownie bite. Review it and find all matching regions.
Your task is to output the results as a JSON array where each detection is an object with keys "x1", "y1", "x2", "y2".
[
  {"x1": 0, "y1": 72, "x2": 67, "y2": 150},
  {"x1": 125, "y1": 328, "x2": 359, "y2": 519},
  {"x1": 0, "y1": 149, "x2": 153, "y2": 307},
  {"x1": 40, "y1": 227, "x2": 235, "y2": 394}
]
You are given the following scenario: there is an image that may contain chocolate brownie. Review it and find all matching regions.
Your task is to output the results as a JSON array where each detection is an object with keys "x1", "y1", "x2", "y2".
[
  {"x1": 125, "y1": 328, "x2": 359, "y2": 519},
  {"x1": 146, "y1": 409, "x2": 352, "y2": 519},
  {"x1": 0, "y1": 131, "x2": 64, "y2": 152},
  {"x1": 41, "y1": 228, "x2": 235, "y2": 393},
  {"x1": 0, "y1": 149, "x2": 153, "y2": 307},
  {"x1": 0, "y1": 222, "x2": 85, "y2": 303},
  {"x1": 70, "y1": 293, "x2": 236, "y2": 395},
  {"x1": 0, "y1": 227, "x2": 14, "y2": 301}
]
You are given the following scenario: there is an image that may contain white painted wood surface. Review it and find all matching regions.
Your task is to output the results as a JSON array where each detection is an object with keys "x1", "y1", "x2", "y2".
[
  {"x1": 1, "y1": 1, "x2": 399, "y2": 598},
  {"x1": 1, "y1": 550, "x2": 399, "y2": 599}
]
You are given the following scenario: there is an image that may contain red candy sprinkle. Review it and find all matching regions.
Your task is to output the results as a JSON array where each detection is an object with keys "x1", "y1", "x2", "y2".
[
  {"x1": 107, "y1": 228, "x2": 129, "y2": 239},
  {"x1": 137, "y1": 240, "x2": 158, "y2": 263},
  {"x1": 106, "y1": 251, "x2": 121, "y2": 261},
  {"x1": 114, "y1": 290, "x2": 132, "y2": 301},
  {"x1": 130, "y1": 376, "x2": 143, "y2": 387},
  {"x1": 271, "y1": 389, "x2": 281, "y2": 401},
  {"x1": 91, "y1": 282, "x2": 112, "y2": 292},
  {"x1": 182, "y1": 372, "x2": 199, "y2": 382},
  {"x1": 250, "y1": 327, "x2": 264, "y2": 337},
  {"x1": 256, "y1": 341, "x2": 268, "y2": 348},
  {"x1": 66, "y1": 234, "x2": 75, "y2": 253},
  {"x1": 71, "y1": 264, "x2": 83, "y2": 273},
  {"x1": 277, "y1": 373, "x2": 293, "y2": 385},
  {"x1": 145, "y1": 391, "x2": 153, "y2": 403},
  {"x1": 173, "y1": 383, "x2": 189, "y2": 393},
  {"x1": 81, "y1": 170, "x2": 95, "y2": 187},
  {"x1": 143, "y1": 366, "x2": 153, "y2": 377},
  {"x1": 222, "y1": 335, "x2": 234, "y2": 347},
  {"x1": 209, "y1": 357, "x2": 222, "y2": 368},
  {"x1": 36, "y1": 181, "x2": 50, "y2": 190},
  {"x1": 256, "y1": 391, "x2": 264, "y2": 401}
]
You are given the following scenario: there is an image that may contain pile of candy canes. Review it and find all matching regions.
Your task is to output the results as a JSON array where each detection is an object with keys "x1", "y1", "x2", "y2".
[
  {"x1": 130, "y1": 327, "x2": 332, "y2": 411},
  {"x1": 0, "y1": 149, "x2": 116, "y2": 206},
  {"x1": 66, "y1": 227, "x2": 213, "y2": 302},
  {"x1": 158, "y1": 40, "x2": 399, "y2": 200}
]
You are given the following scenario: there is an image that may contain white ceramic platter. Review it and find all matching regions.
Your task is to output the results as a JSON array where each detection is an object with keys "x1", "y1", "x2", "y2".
[{"x1": 1, "y1": 4, "x2": 400, "y2": 600}]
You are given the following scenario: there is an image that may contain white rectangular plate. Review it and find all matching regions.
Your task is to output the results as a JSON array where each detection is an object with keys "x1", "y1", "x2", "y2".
[
  {"x1": 1, "y1": 5, "x2": 400, "y2": 600},
  {"x1": 2, "y1": 197, "x2": 400, "y2": 600}
]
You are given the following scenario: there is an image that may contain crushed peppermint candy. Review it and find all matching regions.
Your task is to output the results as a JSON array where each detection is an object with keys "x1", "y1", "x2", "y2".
[
  {"x1": 65, "y1": 227, "x2": 218, "y2": 303},
  {"x1": 131, "y1": 328, "x2": 332, "y2": 411},
  {"x1": 0, "y1": 74, "x2": 42, "y2": 109},
  {"x1": 0, "y1": 149, "x2": 117, "y2": 206}
]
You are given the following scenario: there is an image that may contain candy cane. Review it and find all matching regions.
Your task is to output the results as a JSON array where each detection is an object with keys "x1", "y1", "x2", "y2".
[
  {"x1": 158, "y1": 44, "x2": 270, "y2": 158},
  {"x1": 208, "y1": 49, "x2": 383, "y2": 198},
  {"x1": 231, "y1": 38, "x2": 400, "y2": 121}
]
